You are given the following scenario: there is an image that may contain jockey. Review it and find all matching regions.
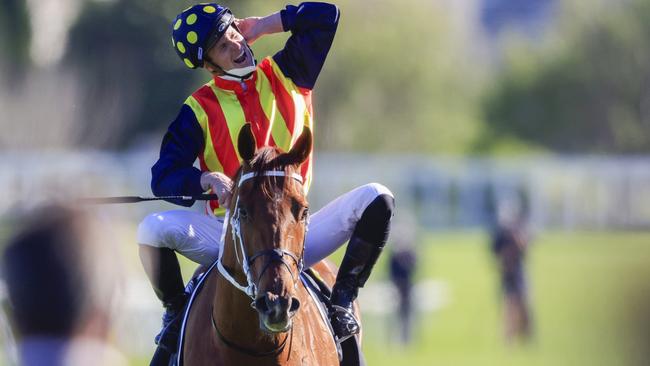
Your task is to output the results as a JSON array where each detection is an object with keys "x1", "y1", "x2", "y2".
[{"x1": 137, "y1": 2, "x2": 394, "y2": 361}]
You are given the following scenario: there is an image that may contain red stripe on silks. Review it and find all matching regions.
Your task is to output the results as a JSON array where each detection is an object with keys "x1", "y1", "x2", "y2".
[
  {"x1": 260, "y1": 61, "x2": 296, "y2": 136},
  {"x1": 209, "y1": 199, "x2": 219, "y2": 213},
  {"x1": 236, "y1": 87, "x2": 276, "y2": 149},
  {"x1": 192, "y1": 85, "x2": 240, "y2": 179},
  {"x1": 194, "y1": 99, "x2": 214, "y2": 213}
]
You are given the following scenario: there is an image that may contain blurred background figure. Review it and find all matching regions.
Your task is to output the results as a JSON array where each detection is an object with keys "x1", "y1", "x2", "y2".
[
  {"x1": 386, "y1": 218, "x2": 419, "y2": 346},
  {"x1": 490, "y1": 199, "x2": 533, "y2": 344},
  {"x1": 389, "y1": 240, "x2": 417, "y2": 345},
  {"x1": 1, "y1": 205, "x2": 126, "y2": 366}
]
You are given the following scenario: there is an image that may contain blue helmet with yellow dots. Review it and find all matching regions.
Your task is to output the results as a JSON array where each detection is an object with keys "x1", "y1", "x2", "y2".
[{"x1": 171, "y1": 3, "x2": 234, "y2": 69}]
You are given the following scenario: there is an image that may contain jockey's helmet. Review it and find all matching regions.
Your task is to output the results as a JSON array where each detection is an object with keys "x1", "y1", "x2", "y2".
[{"x1": 171, "y1": 3, "x2": 234, "y2": 69}]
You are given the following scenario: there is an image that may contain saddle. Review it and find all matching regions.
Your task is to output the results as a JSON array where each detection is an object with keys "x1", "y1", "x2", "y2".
[{"x1": 169, "y1": 262, "x2": 365, "y2": 366}]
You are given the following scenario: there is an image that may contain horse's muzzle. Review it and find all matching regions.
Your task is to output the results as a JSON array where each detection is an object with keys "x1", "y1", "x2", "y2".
[{"x1": 254, "y1": 293, "x2": 301, "y2": 333}]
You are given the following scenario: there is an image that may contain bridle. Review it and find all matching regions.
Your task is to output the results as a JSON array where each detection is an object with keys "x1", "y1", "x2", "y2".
[
  {"x1": 211, "y1": 170, "x2": 308, "y2": 357},
  {"x1": 177, "y1": 169, "x2": 311, "y2": 363},
  {"x1": 216, "y1": 170, "x2": 308, "y2": 301}
]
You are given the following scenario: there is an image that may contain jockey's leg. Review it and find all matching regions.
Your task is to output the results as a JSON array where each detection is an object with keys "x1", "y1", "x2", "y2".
[
  {"x1": 136, "y1": 210, "x2": 222, "y2": 361},
  {"x1": 305, "y1": 183, "x2": 394, "y2": 342},
  {"x1": 138, "y1": 245, "x2": 186, "y2": 322}
]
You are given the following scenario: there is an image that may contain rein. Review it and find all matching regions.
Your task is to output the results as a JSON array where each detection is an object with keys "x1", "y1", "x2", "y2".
[{"x1": 216, "y1": 170, "x2": 308, "y2": 301}]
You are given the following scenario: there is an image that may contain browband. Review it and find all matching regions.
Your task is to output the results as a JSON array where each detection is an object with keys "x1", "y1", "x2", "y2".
[{"x1": 238, "y1": 171, "x2": 303, "y2": 187}]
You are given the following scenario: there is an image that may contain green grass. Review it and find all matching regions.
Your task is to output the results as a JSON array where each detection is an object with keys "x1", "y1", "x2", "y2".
[
  {"x1": 165, "y1": 230, "x2": 650, "y2": 366},
  {"x1": 361, "y1": 231, "x2": 650, "y2": 366}
]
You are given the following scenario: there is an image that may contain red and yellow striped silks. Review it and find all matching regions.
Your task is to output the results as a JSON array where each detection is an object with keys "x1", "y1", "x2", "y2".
[{"x1": 184, "y1": 56, "x2": 314, "y2": 216}]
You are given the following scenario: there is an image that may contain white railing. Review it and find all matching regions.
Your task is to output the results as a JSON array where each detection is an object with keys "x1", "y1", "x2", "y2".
[{"x1": 1, "y1": 150, "x2": 649, "y2": 230}]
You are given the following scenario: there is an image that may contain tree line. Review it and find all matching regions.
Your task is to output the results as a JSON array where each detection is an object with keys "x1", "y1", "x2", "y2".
[{"x1": 2, "y1": 0, "x2": 649, "y2": 154}]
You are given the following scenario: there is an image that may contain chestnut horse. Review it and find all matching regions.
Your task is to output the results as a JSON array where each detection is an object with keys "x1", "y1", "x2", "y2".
[{"x1": 181, "y1": 124, "x2": 357, "y2": 365}]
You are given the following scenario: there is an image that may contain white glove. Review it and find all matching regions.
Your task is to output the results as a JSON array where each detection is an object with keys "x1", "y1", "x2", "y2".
[{"x1": 200, "y1": 172, "x2": 233, "y2": 208}]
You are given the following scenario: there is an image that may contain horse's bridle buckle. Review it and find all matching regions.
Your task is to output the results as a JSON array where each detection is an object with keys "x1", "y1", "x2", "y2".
[{"x1": 273, "y1": 248, "x2": 284, "y2": 258}]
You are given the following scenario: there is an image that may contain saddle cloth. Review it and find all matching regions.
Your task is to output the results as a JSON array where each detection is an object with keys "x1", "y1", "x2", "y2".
[{"x1": 173, "y1": 262, "x2": 365, "y2": 366}]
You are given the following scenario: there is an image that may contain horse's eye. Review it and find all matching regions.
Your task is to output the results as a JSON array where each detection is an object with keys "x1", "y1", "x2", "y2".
[
  {"x1": 300, "y1": 207, "x2": 309, "y2": 222},
  {"x1": 239, "y1": 208, "x2": 249, "y2": 220}
]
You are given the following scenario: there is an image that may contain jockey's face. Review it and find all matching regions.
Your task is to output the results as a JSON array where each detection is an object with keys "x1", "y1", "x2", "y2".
[{"x1": 204, "y1": 25, "x2": 254, "y2": 74}]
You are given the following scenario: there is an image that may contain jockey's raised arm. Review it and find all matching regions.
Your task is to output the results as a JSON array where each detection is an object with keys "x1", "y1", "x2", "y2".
[{"x1": 273, "y1": 3, "x2": 340, "y2": 90}]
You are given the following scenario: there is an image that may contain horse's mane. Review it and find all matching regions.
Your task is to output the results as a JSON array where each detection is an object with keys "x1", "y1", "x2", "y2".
[{"x1": 236, "y1": 146, "x2": 302, "y2": 199}]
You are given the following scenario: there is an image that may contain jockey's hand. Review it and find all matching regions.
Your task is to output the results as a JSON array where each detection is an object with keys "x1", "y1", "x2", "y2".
[
  {"x1": 235, "y1": 12, "x2": 283, "y2": 45},
  {"x1": 200, "y1": 172, "x2": 233, "y2": 208},
  {"x1": 234, "y1": 17, "x2": 263, "y2": 44}
]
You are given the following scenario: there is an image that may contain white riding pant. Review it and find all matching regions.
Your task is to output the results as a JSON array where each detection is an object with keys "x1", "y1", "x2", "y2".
[{"x1": 137, "y1": 183, "x2": 393, "y2": 267}]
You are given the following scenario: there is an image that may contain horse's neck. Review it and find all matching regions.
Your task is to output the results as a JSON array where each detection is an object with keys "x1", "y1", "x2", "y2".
[{"x1": 212, "y1": 235, "x2": 284, "y2": 349}]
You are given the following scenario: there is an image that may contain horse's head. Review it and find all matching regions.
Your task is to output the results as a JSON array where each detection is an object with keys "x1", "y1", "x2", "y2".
[{"x1": 229, "y1": 123, "x2": 312, "y2": 333}]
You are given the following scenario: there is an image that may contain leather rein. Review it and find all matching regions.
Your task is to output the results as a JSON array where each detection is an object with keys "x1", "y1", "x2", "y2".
[{"x1": 211, "y1": 305, "x2": 290, "y2": 358}]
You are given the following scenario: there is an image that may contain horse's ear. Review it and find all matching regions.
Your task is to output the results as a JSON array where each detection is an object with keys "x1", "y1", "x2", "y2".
[
  {"x1": 282, "y1": 126, "x2": 312, "y2": 166},
  {"x1": 238, "y1": 123, "x2": 256, "y2": 162}
]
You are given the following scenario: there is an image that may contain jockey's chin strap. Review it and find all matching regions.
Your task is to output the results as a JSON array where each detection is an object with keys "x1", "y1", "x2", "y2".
[{"x1": 217, "y1": 170, "x2": 308, "y2": 301}]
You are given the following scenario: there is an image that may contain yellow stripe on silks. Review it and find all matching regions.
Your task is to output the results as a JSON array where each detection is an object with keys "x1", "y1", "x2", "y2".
[
  {"x1": 303, "y1": 115, "x2": 313, "y2": 193},
  {"x1": 209, "y1": 84, "x2": 244, "y2": 162},
  {"x1": 268, "y1": 59, "x2": 312, "y2": 146},
  {"x1": 293, "y1": 104, "x2": 311, "y2": 146},
  {"x1": 256, "y1": 69, "x2": 293, "y2": 152},
  {"x1": 268, "y1": 57, "x2": 298, "y2": 92},
  {"x1": 184, "y1": 96, "x2": 223, "y2": 173},
  {"x1": 304, "y1": 161, "x2": 312, "y2": 195},
  {"x1": 266, "y1": 59, "x2": 314, "y2": 194}
]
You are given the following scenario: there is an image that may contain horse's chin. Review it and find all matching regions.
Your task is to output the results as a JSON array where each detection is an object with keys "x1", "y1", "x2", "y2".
[{"x1": 259, "y1": 317, "x2": 293, "y2": 334}]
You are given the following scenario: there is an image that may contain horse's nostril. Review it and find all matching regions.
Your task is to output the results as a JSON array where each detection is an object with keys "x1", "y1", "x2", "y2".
[{"x1": 254, "y1": 296, "x2": 269, "y2": 313}]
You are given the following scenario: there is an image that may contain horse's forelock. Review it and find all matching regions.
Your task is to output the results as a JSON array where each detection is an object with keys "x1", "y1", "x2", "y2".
[{"x1": 242, "y1": 147, "x2": 301, "y2": 199}]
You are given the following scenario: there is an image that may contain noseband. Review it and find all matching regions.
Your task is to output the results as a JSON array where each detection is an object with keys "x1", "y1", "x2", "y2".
[{"x1": 217, "y1": 170, "x2": 307, "y2": 301}]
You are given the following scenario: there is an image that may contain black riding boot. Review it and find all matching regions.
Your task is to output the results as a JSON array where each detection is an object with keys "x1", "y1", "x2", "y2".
[
  {"x1": 139, "y1": 246, "x2": 187, "y2": 365},
  {"x1": 330, "y1": 236, "x2": 385, "y2": 342},
  {"x1": 330, "y1": 194, "x2": 394, "y2": 343}
]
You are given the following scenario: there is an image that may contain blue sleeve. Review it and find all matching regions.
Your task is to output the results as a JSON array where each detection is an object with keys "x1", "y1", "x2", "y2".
[
  {"x1": 151, "y1": 104, "x2": 205, "y2": 207},
  {"x1": 273, "y1": 2, "x2": 340, "y2": 89}
]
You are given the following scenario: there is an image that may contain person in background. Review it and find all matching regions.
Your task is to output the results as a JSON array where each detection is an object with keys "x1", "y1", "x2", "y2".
[
  {"x1": 389, "y1": 240, "x2": 417, "y2": 345},
  {"x1": 1, "y1": 205, "x2": 125, "y2": 366},
  {"x1": 491, "y1": 200, "x2": 533, "y2": 343}
]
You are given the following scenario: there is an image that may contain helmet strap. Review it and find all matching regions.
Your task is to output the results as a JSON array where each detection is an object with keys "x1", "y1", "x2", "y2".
[{"x1": 220, "y1": 70, "x2": 255, "y2": 82}]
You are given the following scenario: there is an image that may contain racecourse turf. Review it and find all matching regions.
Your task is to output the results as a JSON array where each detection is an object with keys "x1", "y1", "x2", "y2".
[
  {"x1": 359, "y1": 230, "x2": 650, "y2": 366},
  {"x1": 129, "y1": 230, "x2": 650, "y2": 366},
  {"x1": 168, "y1": 230, "x2": 650, "y2": 366}
]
